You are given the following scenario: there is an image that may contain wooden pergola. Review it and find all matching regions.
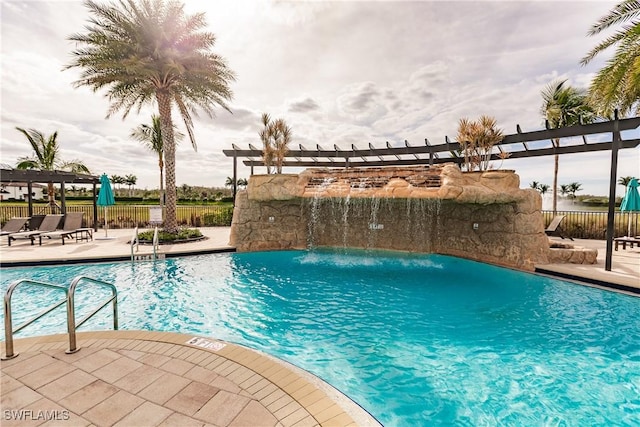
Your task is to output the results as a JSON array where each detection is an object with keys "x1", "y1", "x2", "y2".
[
  {"x1": 0, "y1": 169, "x2": 100, "y2": 230},
  {"x1": 224, "y1": 115, "x2": 640, "y2": 271}
]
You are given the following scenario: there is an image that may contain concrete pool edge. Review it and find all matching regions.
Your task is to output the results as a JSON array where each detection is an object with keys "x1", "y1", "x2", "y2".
[
  {"x1": 1, "y1": 330, "x2": 381, "y2": 427},
  {"x1": 0, "y1": 247, "x2": 237, "y2": 268},
  {"x1": 534, "y1": 267, "x2": 640, "y2": 296}
]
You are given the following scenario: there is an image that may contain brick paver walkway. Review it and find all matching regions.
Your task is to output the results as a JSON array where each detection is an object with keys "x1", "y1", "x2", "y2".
[{"x1": 1, "y1": 331, "x2": 376, "y2": 427}]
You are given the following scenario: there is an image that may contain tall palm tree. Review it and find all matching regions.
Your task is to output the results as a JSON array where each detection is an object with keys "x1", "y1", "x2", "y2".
[
  {"x1": 15, "y1": 127, "x2": 90, "y2": 212},
  {"x1": 540, "y1": 80, "x2": 596, "y2": 214},
  {"x1": 67, "y1": 0, "x2": 235, "y2": 233},
  {"x1": 581, "y1": 0, "x2": 640, "y2": 116},
  {"x1": 130, "y1": 115, "x2": 184, "y2": 206}
]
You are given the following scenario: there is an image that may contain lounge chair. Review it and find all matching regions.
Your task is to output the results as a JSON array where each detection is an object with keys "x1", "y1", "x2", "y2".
[
  {"x1": 0, "y1": 217, "x2": 29, "y2": 236},
  {"x1": 27, "y1": 215, "x2": 46, "y2": 231},
  {"x1": 614, "y1": 236, "x2": 640, "y2": 250},
  {"x1": 8, "y1": 214, "x2": 63, "y2": 246},
  {"x1": 545, "y1": 215, "x2": 573, "y2": 240},
  {"x1": 38, "y1": 212, "x2": 93, "y2": 245}
]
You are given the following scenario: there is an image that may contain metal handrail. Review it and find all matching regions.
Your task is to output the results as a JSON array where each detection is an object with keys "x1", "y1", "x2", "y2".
[
  {"x1": 3, "y1": 279, "x2": 68, "y2": 360},
  {"x1": 2, "y1": 276, "x2": 118, "y2": 359},
  {"x1": 131, "y1": 226, "x2": 139, "y2": 262},
  {"x1": 153, "y1": 226, "x2": 159, "y2": 261},
  {"x1": 67, "y1": 275, "x2": 118, "y2": 354}
]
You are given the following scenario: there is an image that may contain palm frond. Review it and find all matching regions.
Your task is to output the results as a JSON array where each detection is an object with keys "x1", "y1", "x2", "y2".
[{"x1": 587, "y1": 0, "x2": 640, "y2": 35}]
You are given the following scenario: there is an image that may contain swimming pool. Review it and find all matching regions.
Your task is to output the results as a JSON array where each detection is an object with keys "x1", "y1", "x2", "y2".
[{"x1": 2, "y1": 249, "x2": 639, "y2": 426}]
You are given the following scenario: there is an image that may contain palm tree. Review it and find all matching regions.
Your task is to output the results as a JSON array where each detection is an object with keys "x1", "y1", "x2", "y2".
[
  {"x1": 130, "y1": 115, "x2": 184, "y2": 206},
  {"x1": 272, "y1": 119, "x2": 292, "y2": 174},
  {"x1": 559, "y1": 184, "x2": 570, "y2": 198},
  {"x1": 538, "y1": 184, "x2": 550, "y2": 197},
  {"x1": 67, "y1": 0, "x2": 235, "y2": 233},
  {"x1": 15, "y1": 127, "x2": 90, "y2": 212},
  {"x1": 456, "y1": 115, "x2": 503, "y2": 171},
  {"x1": 259, "y1": 114, "x2": 293, "y2": 174},
  {"x1": 237, "y1": 178, "x2": 248, "y2": 188},
  {"x1": 618, "y1": 175, "x2": 635, "y2": 193},
  {"x1": 568, "y1": 182, "x2": 583, "y2": 200},
  {"x1": 540, "y1": 80, "x2": 596, "y2": 214},
  {"x1": 224, "y1": 176, "x2": 235, "y2": 188},
  {"x1": 581, "y1": 1, "x2": 640, "y2": 116},
  {"x1": 110, "y1": 175, "x2": 125, "y2": 195},
  {"x1": 260, "y1": 113, "x2": 275, "y2": 174},
  {"x1": 124, "y1": 174, "x2": 137, "y2": 196},
  {"x1": 529, "y1": 181, "x2": 540, "y2": 190},
  {"x1": 180, "y1": 184, "x2": 191, "y2": 200}
]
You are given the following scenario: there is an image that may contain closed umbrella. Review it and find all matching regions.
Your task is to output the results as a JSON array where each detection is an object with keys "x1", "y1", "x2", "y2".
[
  {"x1": 97, "y1": 173, "x2": 115, "y2": 238},
  {"x1": 620, "y1": 178, "x2": 640, "y2": 237}
]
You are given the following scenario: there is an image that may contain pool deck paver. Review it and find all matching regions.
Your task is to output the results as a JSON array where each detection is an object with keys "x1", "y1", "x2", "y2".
[
  {"x1": 540, "y1": 236, "x2": 640, "y2": 293},
  {"x1": 1, "y1": 331, "x2": 377, "y2": 427},
  {"x1": 1, "y1": 227, "x2": 638, "y2": 426}
]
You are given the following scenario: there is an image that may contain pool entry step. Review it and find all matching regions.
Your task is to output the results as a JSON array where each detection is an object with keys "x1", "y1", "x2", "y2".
[{"x1": 2, "y1": 276, "x2": 118, "y2": 360}]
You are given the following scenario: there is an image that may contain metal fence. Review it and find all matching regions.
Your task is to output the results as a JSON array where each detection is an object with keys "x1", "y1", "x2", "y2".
[
  {"x1": 0, "y1": 204, "x2": 234, "y2": 229},
  {"x1": 1, "y1": 205, "x2": 637, "y2": 238},
  {"x1": 542, "y1": 210, "x2": 639, "y2": 239}
]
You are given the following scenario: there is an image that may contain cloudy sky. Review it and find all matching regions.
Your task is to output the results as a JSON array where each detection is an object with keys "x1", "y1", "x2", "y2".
[{"x1": 1, "y1": 0, "x2": 638, "y2": 200}]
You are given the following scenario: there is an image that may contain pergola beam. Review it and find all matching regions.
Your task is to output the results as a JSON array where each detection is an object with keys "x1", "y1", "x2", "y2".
[
  {"x1": 224, "y1": 117, "x2": 640, "y2": 160},
  {"x1": 240, "y1": 138, "x2": 640, "y2": 168}
]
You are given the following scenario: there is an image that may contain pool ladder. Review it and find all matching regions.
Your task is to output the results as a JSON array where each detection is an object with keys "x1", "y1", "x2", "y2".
[
  {"x1": 130, "y1": 226, "x2": 162, "y2": 262},
  {"x1": 2, "y1": 276, "x2": 118, "y2": 360}
]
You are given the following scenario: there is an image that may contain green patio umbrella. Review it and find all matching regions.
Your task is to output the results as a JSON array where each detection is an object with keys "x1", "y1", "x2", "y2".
[
  {"x1": 620, "y1": 178, "x2": 640, "y2": 237},
  {"x1": 97, "y1": 173, "x2": 115, "y2": 238}
]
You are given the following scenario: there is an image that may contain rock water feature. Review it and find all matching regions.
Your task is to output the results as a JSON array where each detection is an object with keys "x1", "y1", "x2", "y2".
[{"x1": 230, "y1": 164, "x2": 565, "y2": 271}]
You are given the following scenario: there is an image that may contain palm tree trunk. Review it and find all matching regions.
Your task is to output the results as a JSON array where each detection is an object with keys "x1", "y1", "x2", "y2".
[
  {"x1": 157, "y1": 91, "x2": 178, "y2": 233},
  {"x1": 159, "y1": 155, "x2": 164, "y2": 207},
  {"x1": 47, "y1": 182, "x2": 56, "y2": 213}
]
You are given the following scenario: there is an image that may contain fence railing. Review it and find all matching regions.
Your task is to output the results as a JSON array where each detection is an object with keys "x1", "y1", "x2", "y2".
[
  {"x1": 0, "y1": 204, "x2": 234, "y2": 229},
  {"x1": 1, "y1": 205, "x2": 636, "y2": 239},
  {"x1": 542, "y1": 210, "x2": 639, "y2": 240}
]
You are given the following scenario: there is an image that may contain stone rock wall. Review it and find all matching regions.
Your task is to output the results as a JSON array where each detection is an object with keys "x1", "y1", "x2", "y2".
[
  {"x1": 230, "y1": 165, "x2": 551, "y2": 270},
  {"x1": 230, "y1": 191, "x2": 306, "y2": 252}
]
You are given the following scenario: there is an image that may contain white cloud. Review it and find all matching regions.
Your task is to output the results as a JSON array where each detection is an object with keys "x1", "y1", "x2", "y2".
[{"x1": 1, "y1": 0, "x2": 636, "y2": 195}]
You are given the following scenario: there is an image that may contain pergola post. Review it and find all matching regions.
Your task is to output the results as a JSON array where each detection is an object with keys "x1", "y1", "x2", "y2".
[
  {"x1": 232, "y1": 154, "x2": 238, "y2": 207},
  {"x1": 27, "y1": 182, "x2": 33, "y2": 217},
  {"x1": 60, "y1": 182, "x2": 67, "y2": 215},
  {"x1": 92, "y1": 181, "x2": 98, "y2": 230},
  {"x1": 605, "y1": 111, "x2": 621, "y2": 271}
]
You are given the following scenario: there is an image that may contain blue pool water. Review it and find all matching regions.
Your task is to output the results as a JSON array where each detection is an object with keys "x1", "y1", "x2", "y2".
[{"x1": 1, "y1": 249, "x2": 639, "y2": 426}]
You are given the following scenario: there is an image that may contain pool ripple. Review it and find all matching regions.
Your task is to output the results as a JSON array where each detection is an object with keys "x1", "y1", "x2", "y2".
[{"x1": 1, "y1": 249, "x2": 639, "y2": 426}]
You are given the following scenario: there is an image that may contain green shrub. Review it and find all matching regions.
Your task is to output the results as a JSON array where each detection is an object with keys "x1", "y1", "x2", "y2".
[
  {"x1": 137, "y1": 228, "x2": 203, "y2": 242},
  {"x1": 202, "y1": 207, "x2": 234, "y2": 226}
]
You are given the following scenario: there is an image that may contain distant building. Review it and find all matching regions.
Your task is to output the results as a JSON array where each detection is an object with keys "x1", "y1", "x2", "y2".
[{"x1": 0, "y1": 183, "x2": 46, "y2": 201}]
